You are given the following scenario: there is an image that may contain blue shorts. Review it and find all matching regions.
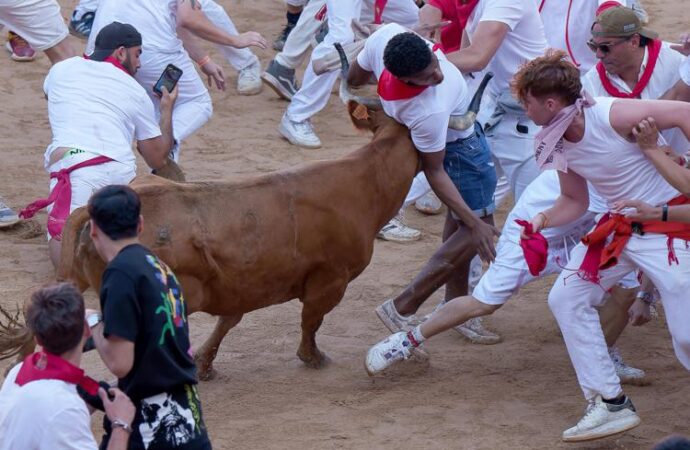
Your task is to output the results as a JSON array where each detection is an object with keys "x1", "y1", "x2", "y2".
[{"x1": 443, "y1": 123, "x2": 497, "y2": 218}]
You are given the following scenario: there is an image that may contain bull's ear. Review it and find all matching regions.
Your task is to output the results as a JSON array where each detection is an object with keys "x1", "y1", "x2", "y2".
[{"x1": 347, "y1": 100, "x2": 374, "y2": 131}]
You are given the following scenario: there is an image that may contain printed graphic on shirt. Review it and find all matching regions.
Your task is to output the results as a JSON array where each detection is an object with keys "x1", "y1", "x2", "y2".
[
  {"x1": 145, "y1": 255, "x2": 187, "y2": 345},
  {"x1": 139, "y1": 391, "x2": 198, "y2": 449}
]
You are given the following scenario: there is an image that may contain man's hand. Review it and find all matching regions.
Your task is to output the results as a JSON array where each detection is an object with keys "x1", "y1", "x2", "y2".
[
  {"x1": 471, "y1": 219, "x2": 500, "y2": 263},
  {"x1": 670, "y1": 33, "x2": 690, "y2": 56},
  {"x1": 628, "y1": 297, "x2": 652, "y2": 326},
  {"x1": 520, "y1": 212, "x2": 548, "y2": 239},
  {"x1": 158, "y1": 85, "x2": 179, "y2": 111},
  {"x1": 200, "y1": 61, "x2": 226, "y2": 91},
  {"x1": 632, "y1": 117, "x2": 661, "y2": 152},
  {"x1": 232, "y1": 31, "x2": 268, "y2": 49},
  {"x1": 100, "y1": 387, "x2": 135, "y2": 426},
  {"x1": 612, "y1": 199, "x2": 661, "y2": 222}
]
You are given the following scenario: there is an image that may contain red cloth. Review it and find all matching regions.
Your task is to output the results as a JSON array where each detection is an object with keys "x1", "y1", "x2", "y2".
[
  {"x1": 16, "y1": 351, "x2": 100, "y2": 396},
  {"x1": 426, "y1": 0, "x2": 463, "y2": 53},
  {"x1": 315, "y1": 4, "x2": 327, "y2": 21},
  {"x1": 515, "y1": 219, "x2": 549, "y2": 276},
  {"x1": 377, "y1": 69, "x2": 430, "y2": 100},
  {"x1": 579, "y1": 195, "x2": 690, "y2": 283},
  {"x1": 374, "y1": 0, "x2": 389, "y2": 24},
  {"x1": 83, "y1": 54, "x2": 130, "y2": 75},
  {"x1": 19, "y1": 155, "x2": 113, "y2": 240},
  {"x1": 596, "y1": 39, "x2": 662, "y2": 99}
]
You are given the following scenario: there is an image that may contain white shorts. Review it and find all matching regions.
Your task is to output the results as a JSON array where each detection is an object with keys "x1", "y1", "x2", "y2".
[
  {"x1": 285, "y1": 0, "x2": 309, "y2": 6},
  {"x1": 46, "y1": 153, "x2": 136, "y2": 240},
  {"x1": 0, "y1": 0, "x2": 68, "y2": 51}
]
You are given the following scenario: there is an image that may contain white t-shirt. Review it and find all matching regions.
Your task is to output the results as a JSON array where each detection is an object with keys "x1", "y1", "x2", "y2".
[
  {"x1": 465, "y1": 0, "x2": 548, "y2": 99},
  {"x1": 0, "y1": 364, "x2": 97, "y2": 450},
  {"x1": 582, "y1": 42, "x2": 689, "y2": 153},
  {"x1": 86, "y1": 0, "x2": 181, "y2": 55},
  {"x1": 564, "y1": 97, "x2": 679, "y2": 208},
  {"x1": 357, "y1": 23, "x2": 473, "y2": 153},
  {"x1": 680, "y1": 56, "x2": 690, "y2": 86},
  {"x1": 43, "y1": 57, "x2": 161, "y2": 170}
]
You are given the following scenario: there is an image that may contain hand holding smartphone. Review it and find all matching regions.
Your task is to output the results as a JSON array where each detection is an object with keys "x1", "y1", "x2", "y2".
[{"x1": 153, "y1": 63, "x2": 183, "y2": 96}]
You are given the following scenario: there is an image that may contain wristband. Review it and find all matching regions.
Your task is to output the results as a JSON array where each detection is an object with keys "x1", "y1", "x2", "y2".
[
  {"x1": 662, "y1": 204, "x2": 668, "y2": 222},
  {"x1": 111, "y1": 418, "x2": 132, "y2": 433},
  {"x1": 196, "y1": 55, "x2": 211, "y2": 67},
  {"x1": 635, "y1": 290, "x2": 655, "y2": 306},
  {"x1": 536, "y1": 212, "x2": 549, "y2": 229}
]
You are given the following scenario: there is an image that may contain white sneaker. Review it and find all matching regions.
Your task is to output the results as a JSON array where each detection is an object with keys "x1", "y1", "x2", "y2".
[
  {"x1": 375, "y1": 299, "x2": 424, "y2": 333},
  {"x1": 365, "y1": 331, "x2": 416, "y2": 375},
  {"x1": 0, "y1": 199, "x2": 20, "y2": 228},
  {"x1": 279, "y1": 113, "x2": 322, "y2": 149},
  {"x1": 562, "y1": 395, "x2": 641, "y2": 442},
  {"x1": 433, "y1": 300, "x2": 501, "y2": 345},
  {"x1": 377, "y1": 213, "x2": 421, "y2": 243},
  {"x1": 414, "y1": 191, "x2": 443, "y2": 215},
  {"x1": 609, "y1": 346, "x2": 648, "y2": 386},
  {"x1": 237, "y1": 60, "x2": 262, "y2": 96}
]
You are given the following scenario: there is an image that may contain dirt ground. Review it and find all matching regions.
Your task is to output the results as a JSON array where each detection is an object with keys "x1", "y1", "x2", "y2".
[{"x1": 1, "y1": 0, "x2": 689, "y2": 448}]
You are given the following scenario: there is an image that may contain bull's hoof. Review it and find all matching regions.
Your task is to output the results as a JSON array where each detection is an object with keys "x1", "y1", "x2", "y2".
[{"x1": 297, "y1": 349, "x2": 331, "y2": 369}]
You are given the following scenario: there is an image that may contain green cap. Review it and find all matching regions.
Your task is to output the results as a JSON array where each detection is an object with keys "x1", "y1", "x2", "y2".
[{"x1": 592, "y1": 6, "x2": 658, "y2": 40}]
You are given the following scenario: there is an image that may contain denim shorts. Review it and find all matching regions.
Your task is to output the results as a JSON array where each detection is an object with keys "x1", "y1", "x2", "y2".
[{"x1": 443, "y1": 123, "x2": 497, "y2": 217}]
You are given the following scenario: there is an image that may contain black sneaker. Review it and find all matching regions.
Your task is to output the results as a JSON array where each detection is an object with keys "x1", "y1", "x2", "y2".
[
  {"x1": 69, "y1": 11, "x2": 95, "y2": 40},
  {"x1": 272, "y1": 23, "x2": 295, "y2": 52},
  {"x1": 261, "y1": 59, "x2": 298, "y2": 101}
]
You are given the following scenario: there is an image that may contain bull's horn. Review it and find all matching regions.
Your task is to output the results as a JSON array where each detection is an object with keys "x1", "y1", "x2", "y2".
[
  {"x1": 335, "y1": 42, "x2": 382, "y2": 109},
  {"x1": 448, "y1": 71, "x2": 494, "y2": 130}
]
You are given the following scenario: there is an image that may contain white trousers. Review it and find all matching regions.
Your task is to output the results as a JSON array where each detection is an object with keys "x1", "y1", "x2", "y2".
[
  {"x1": 74, "y1": 0, "x2": 99, "y2": 14},
  {"x1": 0, "y1": 0, "x2": 68, "y2": 50},
  {"x1": 136, "y1": 51, "x2": 212, "y2": 161},
  {"x1": 549, "y1": 234, "x2": 690, "y2": 400},
  {"x1": 200, "y1": 0, "x2": 258, "y2": 71},
  {"x1": 287, "y1": 0, "x2": 418, "y2": 122},
  {"x1": 485, "y1": 114, "x2": 541, "y2": 201},
  {"x1": 275, "y1": 0, "x2": 326, "y2": 69}
]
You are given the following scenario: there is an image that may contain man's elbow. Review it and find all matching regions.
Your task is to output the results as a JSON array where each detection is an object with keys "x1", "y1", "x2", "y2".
[{"x1": 110, "y1": 361, "x2": 133, "y2": 379}]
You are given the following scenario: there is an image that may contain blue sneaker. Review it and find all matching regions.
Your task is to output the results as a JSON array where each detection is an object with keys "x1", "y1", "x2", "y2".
[
  {"x1": 0, "y1": 199, "x2": 20, "y2": 228},
  {"x1": 69, "y1": 11, "x2": 95, "y2": 40}
]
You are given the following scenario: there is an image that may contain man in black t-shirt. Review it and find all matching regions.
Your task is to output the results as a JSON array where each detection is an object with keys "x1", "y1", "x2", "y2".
[{"x1": 86, "y1": 185, "x2": 211, "y2": 450}]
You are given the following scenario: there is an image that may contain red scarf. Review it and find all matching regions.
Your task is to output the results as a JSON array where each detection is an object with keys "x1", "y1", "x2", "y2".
[
  {"x1": 515, "y1": 219, "x2": 549, "y2": 276},
  {"x1": 20, "y1": 155, "x2": 113, "y2": 240},
  {"x1": 16, "y1": 351, "x2": 100, "y2": 396},
  {"x1": 456, "y1": 0, "x2": 480, "y2": 31},
  {"x1": 595, "y1": 39, "x2": 662, "y2": 99},
  {"x1": 83, "y1": 54, "x2": 130, "y2": 75},
  {"x1": 374, "y1": 0, "x2": 389, "y2": 24},
  {"x1": 377, "y1": 44, "x2": 443, "y2": 101},
  {"x1": 578, "y1": 194, "x2": 690, "y2": 283}
]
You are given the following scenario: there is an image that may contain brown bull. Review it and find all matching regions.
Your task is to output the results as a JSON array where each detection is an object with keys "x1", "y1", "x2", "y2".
[{"x1": 52, "y1": 102, "x2": 417, "y2": 380}]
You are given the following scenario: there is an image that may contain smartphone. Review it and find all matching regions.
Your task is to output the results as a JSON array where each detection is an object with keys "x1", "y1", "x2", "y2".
[{"x1": 153, "y1": 63, "x2": 183, "y2": 96}]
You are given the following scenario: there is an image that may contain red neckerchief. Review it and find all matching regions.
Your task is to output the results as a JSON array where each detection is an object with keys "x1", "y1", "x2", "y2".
[
  {"x1": 456, "y1": 0, "x2": 480, "y2": 31},
  {"x1": 515, "y1": 219, "x2": 549, "y2": 276},
  {"x1": 377, "y1": 44, "x2": 443, "y2": 101},
  {"x1": 15, "y1": 351, "x2": 100, "y2": 396},
  {"x1": 578, "y1": 194, "x2": 690, "y2": 283},
  {"x1": 595, "y1": 39, "x2": 662, "y2": 99},
  {"x1": 83, "y1": 53, "x2": 130, "y2": 76}
]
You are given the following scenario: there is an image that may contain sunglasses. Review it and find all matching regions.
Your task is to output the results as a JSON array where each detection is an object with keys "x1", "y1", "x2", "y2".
[{"x1": 586, "y1": 37, "x2": 631, "y2": 54}]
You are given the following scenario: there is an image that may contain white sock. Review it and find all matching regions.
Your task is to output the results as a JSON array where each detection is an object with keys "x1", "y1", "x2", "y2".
[{"x1": 407, "y1": 326, "x2": 426, "y2": 347}]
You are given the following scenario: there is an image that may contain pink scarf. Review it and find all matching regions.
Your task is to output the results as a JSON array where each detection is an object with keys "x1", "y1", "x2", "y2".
[{"x1": 533, "y1": 91, "x2": 596, "y2": 172}]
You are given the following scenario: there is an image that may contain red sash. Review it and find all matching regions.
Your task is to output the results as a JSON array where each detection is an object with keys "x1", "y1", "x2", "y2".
[
  {"x1": 515, "y1": 219, "x2": 549, "y2": 276},
  {"x1": 456, "y1": 0, "x2": 480, "y2": 31},
  {"x1": 374, "y1": 0, "x2": 389, "y2": 24},
  {"x1": 595, "y1": 39, "x2": 662, "y2": 99},
  {"x1": 578, "y1": 194, "x2": 690, "y2": 283},
  {"x1": 16, "y1": 352, "x2": 100, "y2": 396},
  {"x1": 20, "y1": 155, "x2": 113, "y2": 240}
]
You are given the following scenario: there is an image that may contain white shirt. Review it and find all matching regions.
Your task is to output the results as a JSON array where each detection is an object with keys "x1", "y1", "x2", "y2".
[
  {"x1": 564, "y1": 97, "x2": 679, "y2": 208},
  {"x1": 43, "y1": 57, "x2": 161, "y2": 170},
  {"x1": 0, "y1": 364, "x2": 97, "y2": 450},
  {"x1": 465, "y1": 0, "x2": 548, "y2": 99},
  {"x1": 357, "y1": 23, "x2": 473, "y2": 153},
  {"x1": 680, "y1": 56, "x2": 690, "y2": 86},
  {"x1": 582, "y1": 42, "x2": 689, "y2": 153},
  {"x1": 86, "y1": 0, "x2": 181, "y2": 55}
]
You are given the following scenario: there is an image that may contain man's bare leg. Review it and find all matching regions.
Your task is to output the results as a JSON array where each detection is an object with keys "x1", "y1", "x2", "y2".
[
  {"x1": 49, "y1": 238, "x2": 61, "y2": 269},
  {"x1": 601, "y1": 286, "x2": 637, "y2": 346},
  {"x1": 43, "y1": 37, "x2": 77, "y2": 65}
]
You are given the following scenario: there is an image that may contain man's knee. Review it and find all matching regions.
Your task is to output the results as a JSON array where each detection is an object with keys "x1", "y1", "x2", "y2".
[{"x1": 472, "y1": 297, "x2": 502, "y2": 316}]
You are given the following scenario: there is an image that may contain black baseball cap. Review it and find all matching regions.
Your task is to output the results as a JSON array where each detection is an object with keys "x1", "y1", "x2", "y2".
[{"x1": 90, "y1": 22, "x2": 142, "y2": 61}]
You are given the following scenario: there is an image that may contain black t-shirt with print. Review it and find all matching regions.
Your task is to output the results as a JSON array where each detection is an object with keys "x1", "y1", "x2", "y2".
[{"x1": 100, "y1": 243, "x2": 197, "y2": 401}]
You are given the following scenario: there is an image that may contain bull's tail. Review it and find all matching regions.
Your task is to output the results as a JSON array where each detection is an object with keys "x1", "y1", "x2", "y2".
[
  {"x1": 56, "y1": 206, "x2": 91, "y2": 289},
  {"x1": 0, "y1": 303, "x2": 32, "y2": 362}
]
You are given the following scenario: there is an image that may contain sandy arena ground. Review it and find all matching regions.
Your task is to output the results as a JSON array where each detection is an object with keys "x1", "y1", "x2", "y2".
[{"x1": 1, "y1": 0, "x2": 689, "y2": 448}]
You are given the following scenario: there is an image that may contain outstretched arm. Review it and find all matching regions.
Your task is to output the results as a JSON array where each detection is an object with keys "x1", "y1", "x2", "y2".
[
  {"x1": 176, "y1": 0, "x2": 267, "y2": 49},
  {"x1": 610, "y1": 98, "x2": 690, "y2": 142},
  {"x1": 445, "y1": 21, "x2": 508, "y2": 73}
]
